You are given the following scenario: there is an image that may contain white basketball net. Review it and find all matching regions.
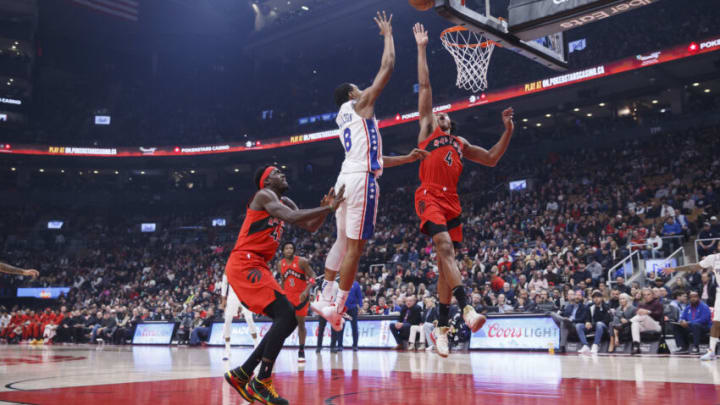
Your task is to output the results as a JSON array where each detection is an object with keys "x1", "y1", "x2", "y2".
[{"x1": 441, "y1": 27, "x2": 496, "y2": 93}]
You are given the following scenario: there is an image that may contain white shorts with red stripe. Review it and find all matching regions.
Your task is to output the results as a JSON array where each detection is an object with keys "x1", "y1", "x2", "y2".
[{"x1": 333, "y1": 171, "x2": 379, "y2": 240}]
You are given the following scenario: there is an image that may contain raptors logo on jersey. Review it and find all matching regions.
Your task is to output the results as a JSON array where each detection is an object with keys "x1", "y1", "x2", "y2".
[{"x1": 336, "y1": 100, "x2": 384, "y2": 176}]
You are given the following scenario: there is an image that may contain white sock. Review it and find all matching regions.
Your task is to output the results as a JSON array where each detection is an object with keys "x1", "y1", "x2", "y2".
[
  {"x1": 710, "y1": 337, "x2": 718, "y2": 354},
  {"x1": 335, "y1": 289, "x2": 349, "y2": 313},
  {"x1": 321, "y1": 280, "x2": 338, "y2": 302}
]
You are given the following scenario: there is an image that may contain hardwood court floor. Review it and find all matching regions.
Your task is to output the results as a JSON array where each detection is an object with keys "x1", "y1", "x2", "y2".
[{"x1": 0, "y1": 345, "x2": 718, "y2": 404}]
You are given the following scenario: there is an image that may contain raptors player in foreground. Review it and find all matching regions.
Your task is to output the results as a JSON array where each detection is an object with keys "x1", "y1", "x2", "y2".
[
  {"x1": 313, "y1": 11, "x2": 429, "y2": 330},
  {"x1": 413, "y1": 23, "x2": 514, "y2": 357},
  {"x1": 223, "y1": 165, "x2": 343, "y2": 405},
  {"x1": 665, "y1": 253, "x2": 720, "y2": 361},
  {"x1": 277, "y1": 242, "x2": 316, "y2": 363},
  {"x1": 220, "y1": 271, "x2": 258, "y2": 361}
]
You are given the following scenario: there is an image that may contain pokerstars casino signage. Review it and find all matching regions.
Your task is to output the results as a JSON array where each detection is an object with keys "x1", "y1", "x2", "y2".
[{"x1": 469, "y1": 315, "x2": 560, "y2": 350}]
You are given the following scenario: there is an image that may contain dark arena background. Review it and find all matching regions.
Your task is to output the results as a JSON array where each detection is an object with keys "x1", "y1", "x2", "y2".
[{"x1": 1, "y1": 0, "x2": 720, "y2": 404}]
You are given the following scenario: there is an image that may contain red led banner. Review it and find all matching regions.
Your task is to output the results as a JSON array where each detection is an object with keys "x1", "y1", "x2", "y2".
[{"x1": 2, "y1": 35, "x2": 719, "y2": 158}]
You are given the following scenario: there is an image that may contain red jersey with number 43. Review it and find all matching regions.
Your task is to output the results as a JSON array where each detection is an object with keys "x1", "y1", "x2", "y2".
[
  {"x1": 280, "y1": 256, "x2": 307, "y2": 296},
  {"x1": 232, "y1": 205, "x2": 284, "y2": 262},
  {"x1": 418, "y1": 126, "x2": 464, "y2": 191}
]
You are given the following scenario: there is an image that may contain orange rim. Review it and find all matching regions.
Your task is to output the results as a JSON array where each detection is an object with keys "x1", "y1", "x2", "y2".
[{"x1": 440, "y1": 25, "x2": 503, "y2": 49}]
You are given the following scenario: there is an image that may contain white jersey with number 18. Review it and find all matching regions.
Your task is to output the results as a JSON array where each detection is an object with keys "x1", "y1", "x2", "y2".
[{"x1": 336, "y1": 100, "x2": 383, "y2": 177}]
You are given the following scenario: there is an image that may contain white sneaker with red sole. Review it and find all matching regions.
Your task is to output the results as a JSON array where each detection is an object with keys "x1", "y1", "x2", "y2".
[
  {"x1": 311, "y1": 300, "x2": 345, "y2": 332},
  {"x1": 462, "y1": 305, "x2": 486, "y2": 333}
]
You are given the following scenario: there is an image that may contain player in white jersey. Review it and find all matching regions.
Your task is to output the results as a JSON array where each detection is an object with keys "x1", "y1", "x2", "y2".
[
  {"x1": 665, "y1": 252, "x2": 720, "y2": 360},
  {"x1": 312, "y1": 11, "x2": 428, "y2": 330},
  {"x1": 220, "y1": 272, "x2": 258, "y2": 360}
]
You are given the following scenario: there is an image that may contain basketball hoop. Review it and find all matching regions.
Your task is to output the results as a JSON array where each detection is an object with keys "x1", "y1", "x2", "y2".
[{"x1": 440, "y1": 26, "x2": 498, "y2": 93}]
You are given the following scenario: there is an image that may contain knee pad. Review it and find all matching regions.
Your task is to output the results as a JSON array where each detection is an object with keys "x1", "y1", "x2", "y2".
[{"x1": 325, "y1": 237, "x2": 347, "y2": 272}]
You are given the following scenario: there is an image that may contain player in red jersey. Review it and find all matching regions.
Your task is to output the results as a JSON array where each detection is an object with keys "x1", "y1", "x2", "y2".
[
  {"x1": 223, "y1": 165, "x2": 344, "y2": 405},
  {"x1": 413, "y1": 23, "x2": 515, "y2": 358},
  {"x1": 277, "y1": 242, "x2": 315, "y2": 363}
]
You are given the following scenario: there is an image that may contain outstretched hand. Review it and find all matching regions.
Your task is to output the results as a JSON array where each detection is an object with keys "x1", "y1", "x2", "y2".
[
  {"x1": 23, "y1": 269, "x2": 39, "y2": 279},
  {"x1": 374, "y1": 11, "x2": 393, "y2": 37},
  {"x1": 408, "y1": 148, "x2": 430, "y2": 162},
  {"x1": 322, "y1": 185, "x2": 346, "y2": 211},
  {"x1": 413, "y1": 23, "x2": 428, "y2": 47},
  {"x1": 501, "y1": 107, "x2": 514, "y2": 132}
]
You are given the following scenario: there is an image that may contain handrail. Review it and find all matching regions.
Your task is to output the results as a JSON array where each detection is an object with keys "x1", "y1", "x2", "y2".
[
  {"x1": 607, "y1": 250, "x2": 639, "y2": 286},
  {"x1": 663, "y1": 247, "x2": 688, "y2": 288},
  {"x1": 694, "y1": 237, "x2": 720, "y2": 262}
]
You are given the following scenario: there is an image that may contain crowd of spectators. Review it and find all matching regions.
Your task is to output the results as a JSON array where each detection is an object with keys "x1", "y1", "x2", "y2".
[{"x1": 1, "y1": 121, "x2": 720, "y2": 352}]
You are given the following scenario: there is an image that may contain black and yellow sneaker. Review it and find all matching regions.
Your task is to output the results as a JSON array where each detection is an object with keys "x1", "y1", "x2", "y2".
[
  {"x1": 247, "y1": 377, "x2": 289, "y2": 405},
  {"x1": 224, "y1": 369, "x2": 254, "y2": 403}
]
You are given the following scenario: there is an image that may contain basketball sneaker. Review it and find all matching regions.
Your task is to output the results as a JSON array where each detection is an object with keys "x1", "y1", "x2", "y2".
[
  {"x1": 224, "y1": 369, "x2": 254, "y2": 403},
  {"x1": 700, "y1": 351, "x2": 717, "y2": 361},
  {"x1": 247, "y1": 377, "x2": 289, "y2": 405},
  {"x1": 434, "y1": 326, "x2": 450, "y2": 358},
  {"x1": 312, "y1": 301, "x2": 345, "y2": 332},
  {"x1": 298, "y1": 348, "x2": 306, "y2": 363},
  {"x1": 462, "y1": 305, "x2": 486, "y2": 333}
]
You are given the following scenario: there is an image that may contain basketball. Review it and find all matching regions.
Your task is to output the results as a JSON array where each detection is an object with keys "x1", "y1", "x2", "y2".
[{"x1": 409, "y1": 0, "x2": 435, "y2": 11}]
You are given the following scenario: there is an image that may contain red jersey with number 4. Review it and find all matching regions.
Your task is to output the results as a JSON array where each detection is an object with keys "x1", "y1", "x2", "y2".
[
  {"x1": 280, "y1": 256, "x2": 307, "y2": 296},
  {"x1": 232, "y1": 205, "x2": 284, "y2": 262},
  {"x1": 418, "y1": 126, "x2": 464, "y2": 191}
]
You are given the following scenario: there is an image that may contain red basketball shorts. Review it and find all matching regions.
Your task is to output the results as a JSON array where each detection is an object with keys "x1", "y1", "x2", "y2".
[
  {"x1": 414, "y1": 184, "x2": 463, "y2": 243},
  {"x1": 225, "y1": 252, "x2": 284, "y2": 316}
]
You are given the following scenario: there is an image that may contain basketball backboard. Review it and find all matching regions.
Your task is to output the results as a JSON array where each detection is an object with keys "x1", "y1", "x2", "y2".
[{"x1": 434, "y1": 0, "x2": 569, "y2": 71}]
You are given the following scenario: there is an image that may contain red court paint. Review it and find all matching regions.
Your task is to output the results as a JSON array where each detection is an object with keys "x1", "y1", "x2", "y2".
[{"x1": 0, "y1": 371, "x2": 718, "y2": 405}]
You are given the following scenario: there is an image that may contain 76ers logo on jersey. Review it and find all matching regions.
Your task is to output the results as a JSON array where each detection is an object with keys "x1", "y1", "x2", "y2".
[{"x1": 247, "y1": 268, "x2": 262, "y2": 283}]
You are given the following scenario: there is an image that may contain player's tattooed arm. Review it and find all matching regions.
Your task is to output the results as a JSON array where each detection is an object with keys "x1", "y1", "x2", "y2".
[
  {"x1": 355, "y1": 11, "x2": 395, "y2": 118},
  {"x1": 459, "y1": 107, "x2": 514, "y2": 167},
  {"x1": 254, "y1": 186, "x2": 345, "y2": 232},
  {"x1": 281, "y1": 196, "x2": 299, "y2": 210},
  {"x1": 0, "y1": 262, "x2": 39, "y2": 278},
  {"x1": 281, "y1": 195, "x2": 326, "y2": 232},
  {"x1": 414, "y1": 23, "x2": 435, "y2": 142},
  {"x1": 383, "y1": 148, "x2": 430, "y2": 168},
  {"x1": 291, "y1": 191, "x2": 334, "y2": 233}
]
